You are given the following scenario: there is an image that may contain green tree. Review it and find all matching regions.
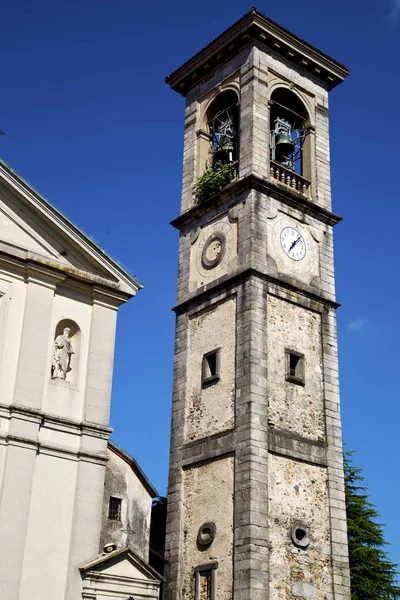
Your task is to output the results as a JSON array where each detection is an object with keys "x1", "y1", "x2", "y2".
[{"x1": 344, "y1": 452, "x2": 400, "y2": 599}]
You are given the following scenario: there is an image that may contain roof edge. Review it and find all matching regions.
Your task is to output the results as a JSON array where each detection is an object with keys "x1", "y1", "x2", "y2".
[
  {"x1": 108, "y1": 440, "x2": 159, "y2": 498},
  {"x1": 166, "y1": 7, "x2": 349, "y2": 95},
  {"x1": 0, "y1": 158, "x2": 144, "y2": 293}
]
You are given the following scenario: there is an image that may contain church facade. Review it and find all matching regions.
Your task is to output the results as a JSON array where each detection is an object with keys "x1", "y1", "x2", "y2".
[
  {"x1": 0, "y1": 160, "x2": 162, "y2": 599},
  {"x1": 164, "y1": 9, "x2": 350, "y2": 600}
]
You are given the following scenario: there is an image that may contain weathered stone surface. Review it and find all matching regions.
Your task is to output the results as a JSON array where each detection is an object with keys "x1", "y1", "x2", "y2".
[
  {"x1": 182, "y1": 457, "x2": 234, "y2": 600},
  {"x1": 267, "y1": 295, "x2": 324, "y2": 440},
  {"x1": 186, "y1": 298, "x2": 236, "y2": 442},
  {"x1": 269, "y1": 455, "x2": 332, "y2": 600}
]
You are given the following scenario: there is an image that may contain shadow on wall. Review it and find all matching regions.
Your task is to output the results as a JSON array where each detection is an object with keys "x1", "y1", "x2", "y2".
[{"x1": 149, "y1": 496, "x2": 167, "y2": 577}]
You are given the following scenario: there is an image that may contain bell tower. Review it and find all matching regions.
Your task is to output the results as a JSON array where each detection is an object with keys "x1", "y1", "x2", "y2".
[{"x1": 165, "y1": 9, "x2": 350, "y2": 600}]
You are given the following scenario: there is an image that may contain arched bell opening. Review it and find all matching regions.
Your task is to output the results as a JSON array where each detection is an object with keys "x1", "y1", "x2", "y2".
[
  {"x1": 269, "y1": 88, "x2": 312, "y2": 188},
  {"x1": 197, "y1": 90, "x2": 239, "y2": 178}
]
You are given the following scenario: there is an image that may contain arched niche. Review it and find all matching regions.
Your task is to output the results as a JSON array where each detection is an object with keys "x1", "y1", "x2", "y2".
[
  {"x1": 51, "y1": 319, "x2": 81, "y2": 386},
  {"x1": 269, "y1": 87, "x2": 313, "y2": 193},
  {"x1": 197, "y1": 89, "x2": 240, "y2": 179}
]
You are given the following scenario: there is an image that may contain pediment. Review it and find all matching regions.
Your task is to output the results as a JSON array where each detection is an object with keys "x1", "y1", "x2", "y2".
[
  {"x1": 0, "y1": 161, "x2": 141, "y2": 295},
  {"x1": 81, "y1": 547, "x2": 163, "y2": 583}
]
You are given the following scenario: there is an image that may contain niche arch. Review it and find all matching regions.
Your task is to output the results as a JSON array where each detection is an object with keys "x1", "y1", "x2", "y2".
[{"x1": 51, "y1": 318, "x2": 81, "y2": 386}]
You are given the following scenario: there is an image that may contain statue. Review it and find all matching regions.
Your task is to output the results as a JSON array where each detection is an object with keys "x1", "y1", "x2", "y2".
[{"x1": 52, "y1": 327, "x2": 74, "y2": 380}]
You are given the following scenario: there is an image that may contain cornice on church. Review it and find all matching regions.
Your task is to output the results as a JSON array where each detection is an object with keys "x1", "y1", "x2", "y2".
[{"x1": 0, "y1": 158, "x2": 143, "y2": 297}]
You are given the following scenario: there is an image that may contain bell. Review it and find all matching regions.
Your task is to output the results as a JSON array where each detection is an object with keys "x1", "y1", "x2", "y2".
[
  {"x1": 214, "y1": 142, "x2": 234, "y2": 165},
  {"x1": 275, "y1": 132, "x2": 295, "y2": 162}
]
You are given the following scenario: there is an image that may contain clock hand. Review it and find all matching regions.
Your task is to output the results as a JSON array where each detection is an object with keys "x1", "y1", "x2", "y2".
[{"x1": 289, "y1": 236, "x2": 302, "y2": 252}]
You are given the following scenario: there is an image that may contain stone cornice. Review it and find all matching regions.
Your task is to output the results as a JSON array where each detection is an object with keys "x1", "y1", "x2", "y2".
[
  {"x1": 0, "y1": 159, "x2": 143, "y2": 296},
  {"x1": 177, "y1": 427, "x2": 327, "y2": 469},
  {"x1": 0, "y1": 248, "x2": 132, "y2": 307},
  {"x1": 166, "y1": 8, "x2": 349, "y2": 96},
  {"x1": 171, "y1": 173, "x2": 342, "y2": 230},
  {"x1": 0, "y1": 403, "x2": 113, "y2": 437},
  {"x1": 173, "y1": 265, "x2": 340, "y2": 315}
]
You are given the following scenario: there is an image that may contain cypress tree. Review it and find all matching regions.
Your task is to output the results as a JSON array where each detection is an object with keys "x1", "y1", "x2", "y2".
[{"x1": 344, "y1": 452, "x2": 400, "y2": 599}]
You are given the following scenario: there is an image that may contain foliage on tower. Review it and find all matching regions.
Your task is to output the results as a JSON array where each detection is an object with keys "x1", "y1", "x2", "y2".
[
  {"x1": 193, "y1": 161, "x2": 236, "y2": 204},
  {"x1": 344, "y1": 452, "x2": 400, "y2": 599}
]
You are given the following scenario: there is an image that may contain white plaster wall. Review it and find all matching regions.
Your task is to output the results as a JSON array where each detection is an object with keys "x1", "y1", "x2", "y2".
[
  {"x1": 84, "y1": 302, "x2": 117, "y2": 426},
  {"x1": 267, "y1": 295, "x2": 324, "y2": 440},
  {"x1": 100, "y1": 450, "x2": 152, "y2": 561},
  {"x1": 182, "y1": 457, "x2": 234, "y2": 600},
  {"x1": 42, "y1": 291, "x2": 92, "y2": 422},
  {"x1": 268, "y1": 455, "x2": 332, "y2": 600},
  {"x1": 185, "y1": 298, "x2": 236, "y2": 442},
  {"x1": 0, "y1": 444, "x2": 37, "y2": 600},
  {"x1": 66, "y1": 460, "x2": 107, "y2": 600},
  {"x1": 18, "y1": 453, "x2": 77, "y2": 600},
  {"x1": 0, "y1": 273, "x2": 26, "y2": 406}
]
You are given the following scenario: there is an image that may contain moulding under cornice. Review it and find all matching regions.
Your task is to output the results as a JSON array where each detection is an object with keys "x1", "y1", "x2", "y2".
[
  {"x1": 0, "y1": 430, "x2": 109, "y2": 465},
  {"x1": 173, "y1": 264, "x2": 340, "y2": 315},
  {"x1": 0, "y1": 403, "x2": 113, "y2": 437},
  {"x1": 171, "y1": 173, "x2": 342, "y2": 230},
  {"x1": 176, "y1": 425, "x2": 327, "y2": 469},
  {"x1": 0, "y1": 247, "x2": 132, "y2": 306}
]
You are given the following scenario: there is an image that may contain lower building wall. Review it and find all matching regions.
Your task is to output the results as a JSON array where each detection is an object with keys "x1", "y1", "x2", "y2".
[
  {"x1": 268, "y1": 454, "x2": 332, "y2": 600},
  {"x1": 18, "y1": 453, "x2": 78, "y2": 600},
  {"x1": 181, "y1": 456, "x2": 234, "y2": 600},
  {"x1": 100, "y1": 449, "x2": 152, "y2": 561}
]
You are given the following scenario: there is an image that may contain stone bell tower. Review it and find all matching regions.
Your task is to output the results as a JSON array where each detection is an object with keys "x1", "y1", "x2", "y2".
[{"x1": 164, "y1": 9, "x2": 350, "y2": 600}]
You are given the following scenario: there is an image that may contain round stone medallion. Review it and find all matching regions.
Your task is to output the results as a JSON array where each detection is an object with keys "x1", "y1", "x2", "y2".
[
  {"x1": 201, "y1": 233, "x2": 226, "y2": 269},
  {"x1": 196, "y1": 220, "x2": 235, "y2": 279},
  {"x1": 197, "y1": 522, "x2": 217, "y2": 547}
]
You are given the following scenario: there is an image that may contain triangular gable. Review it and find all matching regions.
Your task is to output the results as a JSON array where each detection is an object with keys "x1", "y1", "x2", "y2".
[
  {"x1": 0, "y1": 159, "x2": 142, "y2": 295},
  {"x1": 80, "y1": 547, "x2": 164, "y2": 582},
  {"x1": 0, "y1": 201, "x2": 58, "y2": 259}
]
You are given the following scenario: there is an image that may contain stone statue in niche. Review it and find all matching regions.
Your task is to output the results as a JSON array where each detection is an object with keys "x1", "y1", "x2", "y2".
[{"x1": 52, "y1": 327, "x2": 74, "y2": 380}]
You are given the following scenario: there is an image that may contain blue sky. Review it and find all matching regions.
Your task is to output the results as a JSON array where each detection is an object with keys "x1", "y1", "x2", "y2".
[{"x1": 1, "y1": 0, "x2": 399, "y2": 567}]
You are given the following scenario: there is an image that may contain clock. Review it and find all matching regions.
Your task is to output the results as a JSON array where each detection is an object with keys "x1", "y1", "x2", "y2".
[{"x1": 280, "y1": 227, "x2": 306, "y2": 261}]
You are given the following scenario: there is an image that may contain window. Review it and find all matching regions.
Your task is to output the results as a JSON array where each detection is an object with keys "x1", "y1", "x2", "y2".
[
  {"x1": 285, "y1": 350, "x2": 305, "y2": 385},
  {"x1": 202, "y1": 349, "x2": 221, "y2": 387},
  {"x1": 195, "y1": 562, "x2": 218, "y2": 600},
  {"x1": 108, "y1": 496, "x2": 122, "y2": 521}
]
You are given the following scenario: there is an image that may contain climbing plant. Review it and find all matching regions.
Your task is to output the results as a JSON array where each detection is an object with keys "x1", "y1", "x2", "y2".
[{"x1": 193, "y1": 161, "x2": 236, "y2": 204}]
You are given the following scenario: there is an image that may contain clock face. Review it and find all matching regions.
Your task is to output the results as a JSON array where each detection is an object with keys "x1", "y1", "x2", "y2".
[{"x1": 280, "y1": 227, "x2": 306, "y2": 261}]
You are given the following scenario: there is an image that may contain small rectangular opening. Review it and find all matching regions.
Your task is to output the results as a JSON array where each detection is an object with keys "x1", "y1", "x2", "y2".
[
  {"x1": 108, "y1": 496, "x2": 122, "y2": 521},
  {"x1": 195, "y1": 562, "x2": 218, "y2": 600},
  {"x1": 202, "y1": 349, "x2": 221, "y2": 387},
  {"x1": 285, "y1": 350, "x2": 305, "y2": 385}
]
